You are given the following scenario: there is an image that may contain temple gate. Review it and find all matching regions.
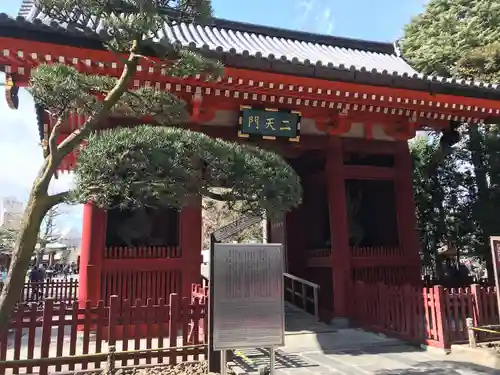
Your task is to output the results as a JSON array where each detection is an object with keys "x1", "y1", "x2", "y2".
[{"x1": 2, "y1": 4, "x2": 500, "y2": 322}]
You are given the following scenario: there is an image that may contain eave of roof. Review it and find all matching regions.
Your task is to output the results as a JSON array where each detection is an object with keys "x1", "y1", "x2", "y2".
[{"x1": 3, "y1": 5, "x2": 500, "y2": 102}]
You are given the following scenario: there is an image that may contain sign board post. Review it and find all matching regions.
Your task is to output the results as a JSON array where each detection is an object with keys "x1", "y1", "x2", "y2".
[
  {"x1": 207, "y1": 233, "x2": 220, "y2": 373},
  {"x1": 490, "y1": 236, "x2": 500, "y2": 320}
]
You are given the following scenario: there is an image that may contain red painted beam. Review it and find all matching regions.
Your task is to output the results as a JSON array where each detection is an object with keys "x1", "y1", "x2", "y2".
[{"x1": 1, "y1": 36, "x2": 499, "y2": 116}]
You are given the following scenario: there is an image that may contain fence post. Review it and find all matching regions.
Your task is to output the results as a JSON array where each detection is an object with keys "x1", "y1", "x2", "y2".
[
  {"x1": 403, "y1": 284, "x2": 414, "y2": 338},
  {"x1": 466, "y1": 317, "x2": 476, "y2": 348},
  {"x1": 108, "y1": 295, "x2": 119, "y2": 346},
  {"x1": 39, "y1": 298, "x2": 54, "y2": 375},
  {"x1": 354, "y1": 282, "x2": 365, "y2": 324},
  {"x1": 169, "y1": 293, "x2": 180, "y2": 365},
  {"x1": 433, "y1": 285, "x2": 448, "y2": 349},
  {"x1": 105, "y1": 345, "x2": 116, "y2": 375},
  {"x1": 470, "y1": 284, "x2": 481, "y2": 326}
]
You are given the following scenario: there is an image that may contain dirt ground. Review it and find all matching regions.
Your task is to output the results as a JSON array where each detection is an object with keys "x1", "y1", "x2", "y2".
[{"x1": 76, "y1": 361, "x2": 236, "y2": 375}]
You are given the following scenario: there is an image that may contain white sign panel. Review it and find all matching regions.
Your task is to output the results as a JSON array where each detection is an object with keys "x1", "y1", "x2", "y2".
[
  {"x1": 212, "y1": 243, "x2": 284, "y2": 350},
  {"x1": 490, "y1": 236, "x2": 500, "y2": 320}
]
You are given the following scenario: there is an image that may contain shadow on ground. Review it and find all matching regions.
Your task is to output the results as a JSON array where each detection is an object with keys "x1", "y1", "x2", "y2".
[
  {"x1": 230, "y1": 348, "x2": 319, "y2": 373},
  {"x1": 374, "y1": 360, "x2": 499, "y2": 374}
]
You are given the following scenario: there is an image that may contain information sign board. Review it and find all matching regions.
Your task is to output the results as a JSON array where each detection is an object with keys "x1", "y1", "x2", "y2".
[
  {"x1": 490, "y1": 236, "x2": 500, "y2": 319},
  {"x1": 212, "y1": 243, "x2": 284, "y2": 350}
]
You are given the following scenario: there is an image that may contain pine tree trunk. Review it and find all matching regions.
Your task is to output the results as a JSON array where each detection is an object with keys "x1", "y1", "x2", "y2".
[{"x1": 0, "y1": 195, "x2": 49, "y2": 332}]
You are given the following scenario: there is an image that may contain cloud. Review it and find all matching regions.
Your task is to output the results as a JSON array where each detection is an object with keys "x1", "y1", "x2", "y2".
[
  {"x1": 296, "y1": 0, "x2": 335, "y2": 35},
  {"x1": 0, "y1": 81, "x2": 82, "y2": 233}
]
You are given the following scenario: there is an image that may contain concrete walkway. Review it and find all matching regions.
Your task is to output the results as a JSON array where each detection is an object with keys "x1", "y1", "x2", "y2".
[{"x1": 228, "y1": 303, "x2": 500, "y2": 375}]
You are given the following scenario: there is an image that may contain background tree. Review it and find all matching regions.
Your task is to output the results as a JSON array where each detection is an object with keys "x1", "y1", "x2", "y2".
[
  {"x1": 401, "y1": 0, "x2": 500, "y2": 278},
  {"x1": 34, "y1": 206, "x2": 64, "y2": 267},
  {"x1": 0, "y1": 0, "x2": 302, "y2": 329},
  {"x1": 410, "y1": 134, "x2": 477, "y2": 278},
  {"x1": 1, "y1": 205, "x2": 67, "y2": 267},
  {"x1": 202, "y1": 198, "x2": 264, "y2": 250},
  {"x1": 0, "y1": 229, "x2": 17, "y2": 255}
]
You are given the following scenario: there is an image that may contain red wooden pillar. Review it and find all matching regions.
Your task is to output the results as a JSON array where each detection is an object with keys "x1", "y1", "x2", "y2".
[
  {"x1": 78, "y1": 203, "x2": 107, "y2": 305},
  {"x1": 395, "y1": 141, "x2": 420, "y2": 282},
  {"x1": 180, "y1": 201, "x2": 202, "y2": 298},
  {"x1": 326, "y1": 137, "x2": 351, "y2": 319}
]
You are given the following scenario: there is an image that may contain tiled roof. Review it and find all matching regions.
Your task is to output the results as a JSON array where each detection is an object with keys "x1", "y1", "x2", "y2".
[
  {"x1": 6, "y1": 2, "x2": 500, "y2": 99},
  {"x1": 18, "y1": 3, "x2": 415, "y2": 75},
  {"x1": 18, "y1": 0, "x2": 34, "y2": 18}
]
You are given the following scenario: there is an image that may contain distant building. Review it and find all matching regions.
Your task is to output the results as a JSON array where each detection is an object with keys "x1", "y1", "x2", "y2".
[{"x1": 0, "y1": 197, "x2": 23, "y2": 230}]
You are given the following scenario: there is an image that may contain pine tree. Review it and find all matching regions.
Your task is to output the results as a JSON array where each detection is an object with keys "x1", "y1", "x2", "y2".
[{"x1": 0, "y1": 0, "x2": 302, "y2": 330}]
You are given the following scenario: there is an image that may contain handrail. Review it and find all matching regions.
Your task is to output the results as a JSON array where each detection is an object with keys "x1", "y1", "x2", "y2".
[
  {"x1": 283, "y1": 273, "x2": 320, "y2": 321},
  {"x1": 283, "y1": 273, "x2": 320, "y2": 289}
]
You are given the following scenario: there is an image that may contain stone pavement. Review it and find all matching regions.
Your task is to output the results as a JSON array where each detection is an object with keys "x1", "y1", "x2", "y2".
[{"x1": 228, "y1": 303, "x2": 500, "y2": 375}]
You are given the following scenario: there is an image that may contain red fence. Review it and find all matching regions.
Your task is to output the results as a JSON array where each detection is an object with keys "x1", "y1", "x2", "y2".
[
  {"x1": 104, "y1": 246, "x2": 181, "y2": 259},
  {"x1": 0, "y1": 292, "x2": 207, "y2": 375},
  {"x1": 101, "y1": 245, "x2": 187, "y2": 306},
  {"x1": 0, "y1": 279, "x2": 79, "y2": 304},
  {"x1": 352, "y1": 282, "x2": 499, "y2": 348}
]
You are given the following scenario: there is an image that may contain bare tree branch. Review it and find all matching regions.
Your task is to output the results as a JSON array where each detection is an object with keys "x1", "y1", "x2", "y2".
[{"x1": 47, "y1": 191, "x2": 70, "y2": 206}]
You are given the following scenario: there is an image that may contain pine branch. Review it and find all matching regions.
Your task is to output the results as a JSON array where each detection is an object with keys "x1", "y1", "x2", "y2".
[
  {"x1": 47, "y1": 191, "x2": 70, "y2": 206},
  {"x1": 56, "y1": 40, "x2": 141, "y2": 160},
  {"x1": 47, "y1": 117, "x2": 64, "y2": 162}
]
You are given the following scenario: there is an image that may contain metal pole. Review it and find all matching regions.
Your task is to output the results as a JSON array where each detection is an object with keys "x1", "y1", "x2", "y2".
[
  {"x1": 269, "y1": 347, "x2": 275, "y2": 375},
  {"x1": 220, "y1": 350, "x2": 227, "y2": 375},
  {"x1": 208, "y1": 234, "x2": 221, "y2": 373},
  {"x1": 262, "y1": 211, "x2": 267, "y2": 243}
]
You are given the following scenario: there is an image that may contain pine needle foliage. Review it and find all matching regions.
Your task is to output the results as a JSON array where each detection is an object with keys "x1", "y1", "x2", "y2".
[{"x1": 72, "y1": 126, "x2": 303, "y2": 218}]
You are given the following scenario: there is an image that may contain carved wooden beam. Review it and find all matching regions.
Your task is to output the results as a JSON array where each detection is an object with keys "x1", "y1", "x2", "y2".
[
  {"x1": 315, "y1": 109, "x2": 351, "y2": 135},
  {"x1": 5, "y1": 74, "x2": 19, "y2": 110},
  {"x1": 384, "y1": 115, "x2": 417, "y2": 141}
]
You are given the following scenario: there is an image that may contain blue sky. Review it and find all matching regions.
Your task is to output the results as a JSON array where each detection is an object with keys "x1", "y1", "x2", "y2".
[{"x1": 0, "y1": 0, "x2": 428, "y2": 233}]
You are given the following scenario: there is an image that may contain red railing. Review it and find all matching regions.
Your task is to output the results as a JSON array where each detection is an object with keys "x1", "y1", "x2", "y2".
[
  {"x1": 306, "y1": 248, "x2": 331, "y2": 258},
  {"x1": 351, "y1": 246, "x2": 403, "y2": 257},
  {"x1": 104, "y1": 246, "x2": 181, "y2": 259},
  {"x1": 100, "y1": 269, "x2": 181, "y2": 306},
  {"x1": 306, "y1": 246, "x2": 405, "y2": 259},
  {"x1": 352, "y1": 267, "x2": 420, "y2": 285},
  {"x1": 0, "y1": 293, "x2": 207, "y2": 375},
  {"x1": 0, "y1": 279, "x2": 79, "y2": 304},
  {"x1": 352, "y1": 282, "x2": 500, "y2": 348}
]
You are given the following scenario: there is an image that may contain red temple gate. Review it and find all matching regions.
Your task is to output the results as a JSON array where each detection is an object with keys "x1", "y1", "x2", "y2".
[{"x1": 2, "y1": 5, "x2": 500, "y2": 323}]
